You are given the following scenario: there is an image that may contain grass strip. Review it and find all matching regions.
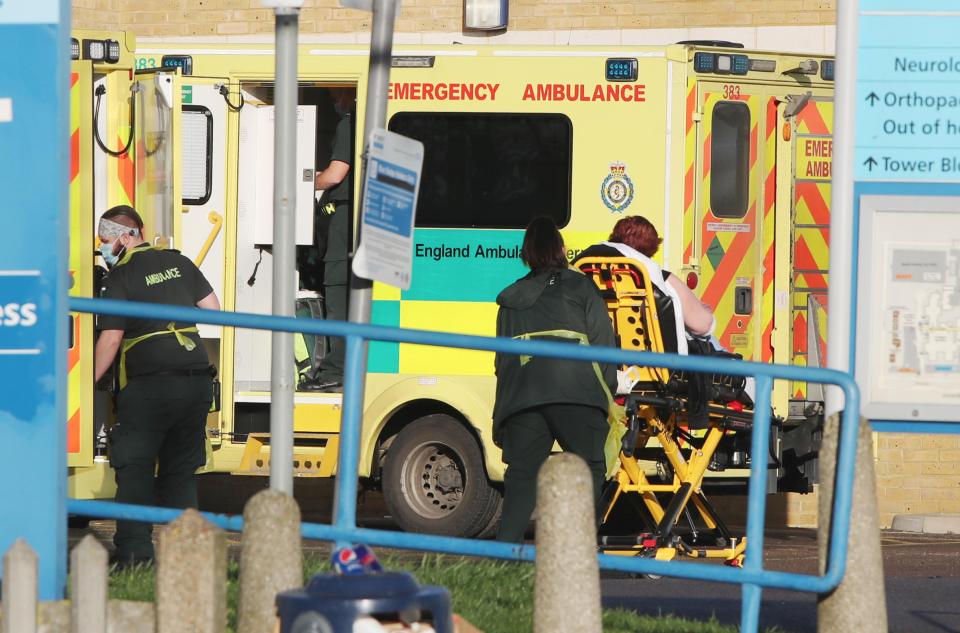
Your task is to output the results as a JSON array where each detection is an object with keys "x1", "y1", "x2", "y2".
[{"x1": 106, "y1": 554, "x2": 786, "y2": 633}]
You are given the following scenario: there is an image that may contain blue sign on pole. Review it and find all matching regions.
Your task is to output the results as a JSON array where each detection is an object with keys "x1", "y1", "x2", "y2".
[
  {"x1": 853, "y1": 1, "x2": 960, "y2": 427},
  {"x1": 0, "y1": 0, "x2": 70, "y2": 599},
  {"x1": 352, "y1": 128, "x2": 424, "y2": 291}
]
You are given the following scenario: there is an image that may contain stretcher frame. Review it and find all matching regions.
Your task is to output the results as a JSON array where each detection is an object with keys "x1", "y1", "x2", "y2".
[{"x1": 577, "y1": 256, "x2": 753, "y2": 566}]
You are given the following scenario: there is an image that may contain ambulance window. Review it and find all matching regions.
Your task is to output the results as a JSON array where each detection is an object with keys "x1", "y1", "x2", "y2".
[
  {"x1": 710, "y1": 101, "x2": 750, "y2": 218},
  {"x1": 388, "y1": 112, "x2": 572, "y2": 228},
  {"x1": 181, "y1": 105, "x2": 213, "y2": 205}
]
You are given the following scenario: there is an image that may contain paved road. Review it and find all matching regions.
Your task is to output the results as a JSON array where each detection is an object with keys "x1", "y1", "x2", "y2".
[
  {"x1": 600, "y1": 530, "x2": 960, "y2": 633},
  {"x1": 69, "y1": 475, "x2": 960, "y2": 633}
]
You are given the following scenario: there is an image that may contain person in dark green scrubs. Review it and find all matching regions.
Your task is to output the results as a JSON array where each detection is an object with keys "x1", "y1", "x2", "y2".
[{"x1": 493, "y1": 216, "x2": 617, "y2": 542}]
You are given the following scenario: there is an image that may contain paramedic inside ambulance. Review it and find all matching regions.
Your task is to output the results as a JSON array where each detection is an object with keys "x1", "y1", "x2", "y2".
[{"x1": 302, "y1": 87, "x2": 356, "y2": 392}]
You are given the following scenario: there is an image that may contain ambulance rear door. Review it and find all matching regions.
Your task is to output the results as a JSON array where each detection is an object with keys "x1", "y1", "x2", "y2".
[
  {"x1": 694, "y1": 80, "x2": 764, "y2": 360},
  {"x1": 68, "y1": 60, "x2": 95, "y2": 468},
  {"x1": 176, "y1": 75, "x2": 231, "y2": 440},
  {"x1": 788, "y1": 97, "x2": 834, "y2": 401},
  {"x1": 175, "y1": 76, "x2": 230, "y2": 340},
  {"x1": 131, "y1": 69, "x2": 181, "y2": 248}
]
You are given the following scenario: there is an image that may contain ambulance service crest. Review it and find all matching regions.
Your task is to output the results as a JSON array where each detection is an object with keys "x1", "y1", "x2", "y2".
[{"x1": 600, "y1": 162, "x2": 634, "y2": 213}]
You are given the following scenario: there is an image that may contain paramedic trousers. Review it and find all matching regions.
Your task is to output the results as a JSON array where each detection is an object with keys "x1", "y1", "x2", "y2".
[
  {"x1": 110, "y1": 374, "x2": 212, "y2": 560},
  {"x1": 496, "y1": 403, "x2": 608, "y2": 543},
  {"x1": 318, "y1": 201, "x2": 350, "y2": 382}
]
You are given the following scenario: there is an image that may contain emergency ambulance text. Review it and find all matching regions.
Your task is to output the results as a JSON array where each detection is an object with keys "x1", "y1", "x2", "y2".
[
  {"x1": 522, "y1": 83, "x2": 646, "y2": 103},
  {"x1": 802, "y1": 138, "x2": 832, "y2": 179},
  {"x1": 388, "y1": 82, "x2": 500, "y2": 101}
]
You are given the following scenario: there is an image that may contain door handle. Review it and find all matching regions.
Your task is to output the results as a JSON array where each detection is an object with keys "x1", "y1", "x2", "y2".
[{"x1": 735, "y1": 287, "x2": 753, "y2": 315}]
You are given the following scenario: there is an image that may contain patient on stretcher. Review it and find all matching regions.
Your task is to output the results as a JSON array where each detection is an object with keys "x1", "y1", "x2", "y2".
[{"x1": 573, "y1": 215, "x2": 755, "y2": 406}]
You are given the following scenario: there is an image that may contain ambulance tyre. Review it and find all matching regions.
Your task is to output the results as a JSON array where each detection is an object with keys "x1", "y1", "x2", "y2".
[
  {"x1": 382, "y1": 414, "x2": 500, "y2": 538},
  {"x1": 473, "y1": 485, "x2": 504, "y2": 540}
]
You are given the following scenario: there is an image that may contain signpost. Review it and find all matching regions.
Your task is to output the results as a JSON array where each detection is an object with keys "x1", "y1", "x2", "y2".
[
  {"x1": 851, "y1": 0, "x2": 960, "y2": 428},
  {"x1": 352, "y1": 129, "x2": 424, "y2": 290},
  {"x1": 0, "y1": 0, "x2": 70, "y2": 599}
]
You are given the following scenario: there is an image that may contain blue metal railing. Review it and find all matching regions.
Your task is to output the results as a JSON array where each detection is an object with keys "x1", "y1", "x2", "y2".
[{"x1": 70, "y1": 296, "x2": 860, "y2": 633}]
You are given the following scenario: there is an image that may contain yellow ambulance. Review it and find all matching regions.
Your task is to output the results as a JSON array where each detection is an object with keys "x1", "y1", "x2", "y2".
[{"x1": 69, "y1": 30, "x2": 834, "y2": 536}]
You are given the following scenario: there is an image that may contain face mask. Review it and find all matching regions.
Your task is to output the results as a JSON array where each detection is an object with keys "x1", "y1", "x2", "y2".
[{"x1": 100, "y1": 240, "x2": 120, "y2": 267}]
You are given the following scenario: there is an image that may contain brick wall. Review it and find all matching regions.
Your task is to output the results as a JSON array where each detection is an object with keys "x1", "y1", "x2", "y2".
[
  {"x1": 74, "y1": 0, "x2": 120, "y2": 30},
  {"x1": 875, "y1": 434, "x2": 960, "y2": 527},
  {"x1": 73, "y1": 0, "x2": 836, "y2": 37}
]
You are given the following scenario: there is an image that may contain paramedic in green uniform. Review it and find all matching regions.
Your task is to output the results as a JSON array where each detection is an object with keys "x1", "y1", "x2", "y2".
[
  {"x1": 311, "y1": 88, "x2": 355, "y2": 392},
  {"x1": 493, "y1": 217, "x2": 617, "y2": 542},
  {"x1": 93, "y1": 205, "x2": 220, "y2": 567}
]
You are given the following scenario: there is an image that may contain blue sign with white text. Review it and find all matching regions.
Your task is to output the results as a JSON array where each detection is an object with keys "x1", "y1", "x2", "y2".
[
  {"x1": 363, "y1": 158, "x2": 416, "y2": 238},
  {"x1": 0, "y1": 272, "x2": 43, "y2": 354},
  {"x1": 856, "y1": 6, "x2": 960, "y2": 180},
  {"x1": 0, "y1": 0, "x2": 70, "y2": 600}
]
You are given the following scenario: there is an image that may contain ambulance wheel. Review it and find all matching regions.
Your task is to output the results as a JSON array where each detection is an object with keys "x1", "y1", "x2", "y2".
[
  {"x1": 382, "y1": 414, "x2": 499, "y2": 538},
  {"x1": 474, "y1": 486, "x2": 504, "y2": 540}
]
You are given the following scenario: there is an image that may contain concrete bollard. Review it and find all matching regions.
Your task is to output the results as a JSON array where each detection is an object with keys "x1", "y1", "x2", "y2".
[
  {"x1": 37, "y1": 602, "x2": 69, "y2": 633},
  {"x1": 106, "y1": 601, "x2": 155, "y2": 633},
  {"x1": 155, "y1": 509, "x2": 226, "y2": 633},
  {"x1": 2, "y1": 539, "x2": 38, "y2": 633},
  {"x1": 817, "y1": 415, "x2": 887, "y2": 632},
  {"x1": 533, "y1": 453, "x2": 602, "y2": 633},
  {"x1": 71, "y1": 535, "x2": 107, "y2": 633},
  {"x1": 237, "y1": 490, "x2": 303, "y2": 633}
]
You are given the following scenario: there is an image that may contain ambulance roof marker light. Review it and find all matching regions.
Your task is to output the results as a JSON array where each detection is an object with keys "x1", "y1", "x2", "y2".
[
  {"x1": 70, "y1": 38, "x2": 80, "y2": 61},
  {"x1": 82, "y1": 39, "x2": 106, "y2": 62}
]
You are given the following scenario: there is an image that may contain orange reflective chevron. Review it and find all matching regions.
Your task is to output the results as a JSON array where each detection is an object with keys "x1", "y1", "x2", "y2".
[
  {"x1": 683, "y1": 80, "x2": 697, "y2": 264},
  {"x1": 760, "y1": 97, "x2": 777, "y2": 362}
]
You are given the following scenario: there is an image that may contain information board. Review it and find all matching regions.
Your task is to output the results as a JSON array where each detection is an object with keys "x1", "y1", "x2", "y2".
[
  {"x1": 856, "y1": 195, "x2": 960, "y2": 422},
  {"x1": 352, "y1": 128, "x2": 424, "y2": 290},
  {"x1": 853, "y1": 1, "x2": 960, "y2": 423}
]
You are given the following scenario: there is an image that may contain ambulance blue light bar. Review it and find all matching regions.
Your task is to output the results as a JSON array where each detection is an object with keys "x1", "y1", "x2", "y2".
[
  {"x1": 161, "y1": 55, "x2": 194, "y2": 76},
  {"x1": 605, "y1": 58, "x2": 638, "y2": 82},
  {"x1": 693, "y1": 52, "x2": 749, "y2": 75},
  {"x1": 821, "y1": 59, "x2": 835, "y2": 81}
]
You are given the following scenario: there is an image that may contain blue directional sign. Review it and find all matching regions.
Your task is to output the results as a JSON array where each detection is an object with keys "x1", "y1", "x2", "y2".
[{"x1": 856, "y1": 3, "x2": 960, "y2": 180}]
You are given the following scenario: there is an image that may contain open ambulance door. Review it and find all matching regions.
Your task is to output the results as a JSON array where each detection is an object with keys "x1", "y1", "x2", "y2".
[
  {"x1": 68, "y1": 60, "x2": 95, "y2": 469},
  {"x1": 694, "y1": 81, "x2": 764, "y2": 361},
  {"x1": 785, "y1": 94, "x2": 833, "y2": 404},
  {"x1": 233, "y1": 89, "x2": 316, "y2": 399},
  {"x1": 131, "y1": 69, "x2": 181, "y2": 249},
  {"x1": 174, "y1": 76, "x2": 231, "y2": 441}
]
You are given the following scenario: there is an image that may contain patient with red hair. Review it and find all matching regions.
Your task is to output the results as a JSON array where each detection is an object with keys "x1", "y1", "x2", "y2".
[
  {"x1": 608, "y1": 216, "x2": 714, "y2": 337},
  {"x1": 574, "y1": 215, "x2": 715, "y2": 353}
]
